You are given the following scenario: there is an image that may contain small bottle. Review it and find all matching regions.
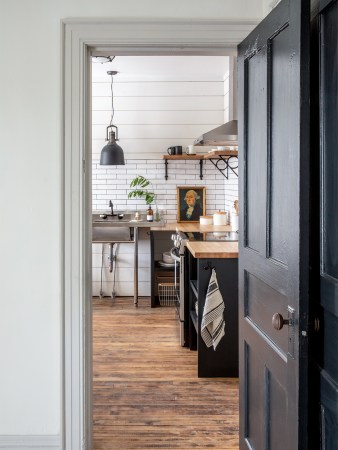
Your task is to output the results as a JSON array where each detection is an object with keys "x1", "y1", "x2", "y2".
[{"x1": 146, "y1": 205, "x2": 154, "y2": 222}]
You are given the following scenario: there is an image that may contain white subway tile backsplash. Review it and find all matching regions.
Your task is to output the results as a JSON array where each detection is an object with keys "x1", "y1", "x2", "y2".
[{"x1": 92, "y1": 180, "x2": 107, "y2": 185}]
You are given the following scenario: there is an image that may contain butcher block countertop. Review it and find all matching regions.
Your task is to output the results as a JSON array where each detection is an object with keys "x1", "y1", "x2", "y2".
[
  {"x1": 150, "y1": 222, "x2": 233, "y2": 233},
  {"x1": 186, "y1": 241, "x2": 239, "y2": 259}
]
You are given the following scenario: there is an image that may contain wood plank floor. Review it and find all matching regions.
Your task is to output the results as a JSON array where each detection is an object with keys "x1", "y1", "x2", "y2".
[{"x1": 93, "y1": 297, "x2": 239, "y2": 450}]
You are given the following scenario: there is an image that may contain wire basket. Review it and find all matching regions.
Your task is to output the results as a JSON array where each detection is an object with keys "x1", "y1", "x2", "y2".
[{"x1": 158, "y1": 282, "x2": 178, "y2": 306}]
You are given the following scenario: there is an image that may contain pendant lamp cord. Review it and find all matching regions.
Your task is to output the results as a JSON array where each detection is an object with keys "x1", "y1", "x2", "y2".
[
  {"x1": 109, "y1": 72, "x2": 114, "y2": 127},
  {"x1": 109, "y1": 56, "x2": 116, "y2": 128}
]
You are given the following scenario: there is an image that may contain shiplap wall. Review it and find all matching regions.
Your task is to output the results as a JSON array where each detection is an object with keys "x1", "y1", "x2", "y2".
[
  {"x1": 92, "y1": 59, "x2": 238, "y2": 297},
  {"x1": 92, "y1": 79, "x2": 226, "y2": 159}
]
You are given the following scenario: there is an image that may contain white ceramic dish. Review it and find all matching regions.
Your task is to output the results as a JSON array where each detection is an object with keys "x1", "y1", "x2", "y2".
[
  {"x1": 162, "y1": 251, "x2": 174, "y2": 263},
  {"x1": 158, "y1": 261, "x2": 176, "y2": 267}
]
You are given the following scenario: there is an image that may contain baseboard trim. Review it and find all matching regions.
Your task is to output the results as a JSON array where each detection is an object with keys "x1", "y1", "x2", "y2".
[{"x1": 0, "y1": 435, "x2": 61, "y2": 449}]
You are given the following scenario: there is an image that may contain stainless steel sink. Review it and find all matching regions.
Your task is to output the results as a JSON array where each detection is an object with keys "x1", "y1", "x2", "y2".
[
  {"x1": 92, "y1": 213, "x2": 135, "y2": 242},
  {"x1": 92, "y1": 213, "x2": 133, "y2": 225}
]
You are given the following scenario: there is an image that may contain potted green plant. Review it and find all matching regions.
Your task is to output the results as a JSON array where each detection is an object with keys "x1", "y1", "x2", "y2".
[{"x1": 128, "y1": 175, "x2": 160, "y2": 221}]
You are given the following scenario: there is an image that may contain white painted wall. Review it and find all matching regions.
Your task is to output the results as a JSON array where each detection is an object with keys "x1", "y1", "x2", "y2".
[
  {"x1": 0, "y1": 0, "x2": 262, "y2": 443},
  {"x1": 261, "y1": 0, "x2": 282, "y2": 16}
]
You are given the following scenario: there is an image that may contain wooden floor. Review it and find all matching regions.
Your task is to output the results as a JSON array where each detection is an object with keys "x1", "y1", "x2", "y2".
[{"x1": 93, "y1": 297, "x2": 239, "y2": 450}]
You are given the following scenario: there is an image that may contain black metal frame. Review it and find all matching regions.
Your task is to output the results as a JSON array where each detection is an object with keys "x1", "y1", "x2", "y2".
[
  {"x1": 164, "y1": 159, "x2": 204, "y2": 180},
  {"x1": 164, "y1": 156, "x2": 238, "y2": 180},
  {"x1": 208, "y1": 155, "x2": 238, "y2": 179}
]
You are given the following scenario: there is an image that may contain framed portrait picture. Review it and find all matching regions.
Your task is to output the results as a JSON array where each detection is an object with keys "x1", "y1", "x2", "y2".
[{"x1": 177, "y1": 186, "x2": 206, "y2": 222}]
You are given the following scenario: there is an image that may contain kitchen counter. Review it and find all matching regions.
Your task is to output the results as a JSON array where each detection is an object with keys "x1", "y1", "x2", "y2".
[
  {"x1": 186, "y1": 241, "x2": 238, "y2": 259},
  {"x1": 150, "y1": 222, "x2": 233, "y2": 233}
]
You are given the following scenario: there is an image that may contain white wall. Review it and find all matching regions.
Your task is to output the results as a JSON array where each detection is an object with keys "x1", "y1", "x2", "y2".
[
  {"x1": 0, "y1": 0, "x2": 262, "y2": 444},
  {"x1": 261, "y1": 0, "x2": 282, "y2": 16}
]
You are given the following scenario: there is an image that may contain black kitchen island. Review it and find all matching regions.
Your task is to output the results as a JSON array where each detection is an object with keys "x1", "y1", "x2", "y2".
[{"x1": 186, "y1": 241, "x2": 239, "y2": 378}]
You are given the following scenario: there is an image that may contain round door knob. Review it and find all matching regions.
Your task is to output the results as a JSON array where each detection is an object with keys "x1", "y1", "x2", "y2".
[{"x1": 272, "y1": 313, "x2": 289, "y2": 330}]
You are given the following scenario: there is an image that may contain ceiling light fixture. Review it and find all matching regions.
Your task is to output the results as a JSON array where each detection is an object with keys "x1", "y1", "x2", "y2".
[
  {"x1": 92, "y1": 56, "x2": 115, "y2": 64},
  {"x1": 100, "y1": 70, "x2": 125, "y2": 166}
]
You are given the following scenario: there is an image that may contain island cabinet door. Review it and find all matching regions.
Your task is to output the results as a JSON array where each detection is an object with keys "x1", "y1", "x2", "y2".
[{"x1": 238, "y1": 0, "x2": 311, "y2": 449}]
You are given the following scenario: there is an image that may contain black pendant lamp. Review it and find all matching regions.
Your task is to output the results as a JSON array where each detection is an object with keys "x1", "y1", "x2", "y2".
[{"x1": 100, "y1": 70, "x2": 125, "y2": 165}]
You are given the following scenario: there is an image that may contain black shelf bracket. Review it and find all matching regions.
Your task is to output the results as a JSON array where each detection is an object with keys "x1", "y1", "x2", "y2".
[
  {"x1": 199, "y1": 160, "x2": 203, "y2": 179},
  {"x1": 163, "y1": 154, "x2": 237, "y2": 180},
  {"x1": 208, "y1": 155, "x2": 238, "y2": 179},
  {"x1": 164, "y1": 158, "x2": 204, "y2": 180}
]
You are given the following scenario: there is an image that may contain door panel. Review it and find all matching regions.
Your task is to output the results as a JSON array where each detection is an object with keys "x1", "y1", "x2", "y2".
[
  {"x1": 321, "y1": 0, "x2": 338, "y2": 280},
  {"x1": 238, "y1": 0, "x2": 310, "y2": 448},
  {"x1": 246, "y1": 50, "x2": 267, "y2": 254},
  {"x1": 245, "y1": 272, "x2": 288, "y2": 355},
  {"x1": 318, "y1": 0, "x2": 338, "y2": 447},
  {"x1": 269, "y1": 25, "x2": 292, "y2": 266}
]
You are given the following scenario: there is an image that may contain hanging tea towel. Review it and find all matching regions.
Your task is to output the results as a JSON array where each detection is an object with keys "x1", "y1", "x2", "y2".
[{"x1": 201, "y1": 268, "x2": 225, "y2": 350}]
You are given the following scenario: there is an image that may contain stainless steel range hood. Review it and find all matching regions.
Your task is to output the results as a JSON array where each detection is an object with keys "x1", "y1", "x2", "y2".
[{"x1": 194, "y1": 119, "x2": 238, "y2": 146}]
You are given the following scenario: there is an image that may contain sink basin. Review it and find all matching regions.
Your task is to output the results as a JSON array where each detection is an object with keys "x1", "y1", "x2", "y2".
[
  {"x1": 92, "y1": 212, "x2": 135, "y2": 242},
  {"x1": 92, "y1": 213, "x2": 133, "y2": 225}
]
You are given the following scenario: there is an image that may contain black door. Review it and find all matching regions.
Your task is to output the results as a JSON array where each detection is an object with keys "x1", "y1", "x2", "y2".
[
  {"x1": 237, "y1": 0, "x2": 311, "y2": 448},
  {"x1": 317, "y1": 0, "x2": 338, "y2": 446}
]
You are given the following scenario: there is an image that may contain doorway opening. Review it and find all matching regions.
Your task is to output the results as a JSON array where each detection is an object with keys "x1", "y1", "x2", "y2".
[
  {"x1": 61, "y1": 19, "x2": 257, "y2": 449},
  {"x1": 90, "y1": 53, "x2": 239, "y2": 448}
]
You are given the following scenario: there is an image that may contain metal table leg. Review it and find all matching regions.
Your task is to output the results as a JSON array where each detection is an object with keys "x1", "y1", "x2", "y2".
[{"x1": 134, "y1": 226, "x2": 139, "y2": 306}]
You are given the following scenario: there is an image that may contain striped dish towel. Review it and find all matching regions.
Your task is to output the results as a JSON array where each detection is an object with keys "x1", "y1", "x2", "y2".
[{"x1": 201, "y1": 268, "x2": 225, "y2": 350}]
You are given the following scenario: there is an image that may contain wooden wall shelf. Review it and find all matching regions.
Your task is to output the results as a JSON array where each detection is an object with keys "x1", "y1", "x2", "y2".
[
  {"x1": 163, "y1": 154, "x2": 204, "y2": 160},
  {"x1": 162, "y1": 150, "x2": 238, "y2": 180}
]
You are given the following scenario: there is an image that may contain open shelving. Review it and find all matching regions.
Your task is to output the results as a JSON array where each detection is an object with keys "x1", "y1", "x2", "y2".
[{"x1": 162, "y1": 150, "x2": 238, "y2": 180}]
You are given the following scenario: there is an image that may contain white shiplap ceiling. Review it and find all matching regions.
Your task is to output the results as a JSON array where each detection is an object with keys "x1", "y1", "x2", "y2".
[{"x1": 92, "y1": 55, "x2": 229, "y2": 82}]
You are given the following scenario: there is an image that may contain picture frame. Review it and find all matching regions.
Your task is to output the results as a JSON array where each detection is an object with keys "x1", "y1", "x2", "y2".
[{"x1": 177, "y1": 186, "x2": 206, "y2": 222}]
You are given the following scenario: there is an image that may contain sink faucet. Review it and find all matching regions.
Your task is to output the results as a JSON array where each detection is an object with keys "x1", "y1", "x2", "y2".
[{"x1": 109, "y1": 200, "x2": 117, "y2": 216}]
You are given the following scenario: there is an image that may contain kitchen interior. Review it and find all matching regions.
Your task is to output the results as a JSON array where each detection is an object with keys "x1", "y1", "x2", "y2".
[{"x1": 91, "y1": 54, "x2": 240, "y2": 448}]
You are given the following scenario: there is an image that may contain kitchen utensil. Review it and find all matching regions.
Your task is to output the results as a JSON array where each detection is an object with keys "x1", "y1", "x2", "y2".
[{"x1": 230, "y1": 201, "x2": 239, "y2": 230}]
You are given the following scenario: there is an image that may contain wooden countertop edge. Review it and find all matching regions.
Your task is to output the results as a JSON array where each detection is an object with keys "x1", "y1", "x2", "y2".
[
  {"x1": 186, "y1": 241, "x2": 239, "y2": 259},
  {"x1": 150, "y1": 222, "x2": 233, "y2": 232}
]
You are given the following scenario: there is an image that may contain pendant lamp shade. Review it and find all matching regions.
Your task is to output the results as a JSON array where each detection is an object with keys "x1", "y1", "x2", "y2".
[
  {"x1": 100, "y1": 126, "x2": 125, "y2": 165},
  {"x1": 100, "y1": 70, "x2": 125, "y2": 165}
]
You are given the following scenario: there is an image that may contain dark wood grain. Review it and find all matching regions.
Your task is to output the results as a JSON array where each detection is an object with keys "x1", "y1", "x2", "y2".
[{"x1": 93, "y1": 297, "x2": 239, "y2": 449}]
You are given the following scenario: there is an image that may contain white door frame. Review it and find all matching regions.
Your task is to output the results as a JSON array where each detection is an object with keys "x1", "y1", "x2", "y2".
[{"x1": 61, "y1": 18, "x2": 257, "y2": 450}]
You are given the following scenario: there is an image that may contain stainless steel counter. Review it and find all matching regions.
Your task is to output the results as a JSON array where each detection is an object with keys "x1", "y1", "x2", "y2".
[{"x1": 92, "y1": 213, "x2": 166, "y2": 305}]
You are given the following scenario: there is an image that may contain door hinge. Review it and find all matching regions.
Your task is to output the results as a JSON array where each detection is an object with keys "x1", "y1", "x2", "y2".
[{"x1": 82, "y1": 159, "x2": 86, "y2": 173}]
